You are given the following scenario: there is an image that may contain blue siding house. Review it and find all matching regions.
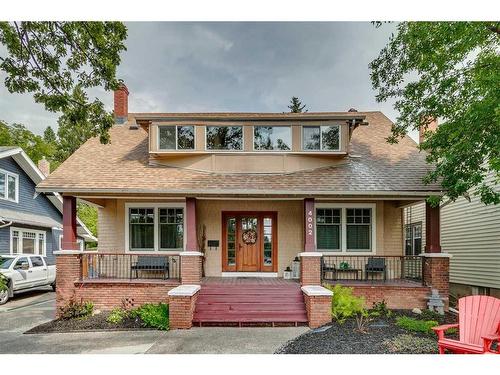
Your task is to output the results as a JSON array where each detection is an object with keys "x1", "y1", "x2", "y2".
[{"x1": 0, "y1": 147, "x2": 96, "y2": 264}]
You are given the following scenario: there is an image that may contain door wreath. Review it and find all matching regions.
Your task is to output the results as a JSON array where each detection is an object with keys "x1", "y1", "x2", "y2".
[{"x1": 242, "y1": 229, "x2": 257, "y2": 244}]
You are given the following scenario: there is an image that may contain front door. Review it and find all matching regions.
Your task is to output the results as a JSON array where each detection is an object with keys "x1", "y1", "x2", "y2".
[{"x1": 222, "y1": 212, "x2": 277, "y2": 273}]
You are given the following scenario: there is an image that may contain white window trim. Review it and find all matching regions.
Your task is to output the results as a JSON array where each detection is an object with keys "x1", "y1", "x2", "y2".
[
  {"x1": 204, "y1": 125, "x2": 244, "y2": 152},
  {"x1": 315, "y1": 203, "x2": 376, "y2": 255},
  {"x1": 252, "y1": 125, "x2": 293, "y2": 152},
  {"x1": 9, "y1": 227, "x2": 47, "y2": 256},
  {"x1": 301, "y1": 124, "x2": 341, "y2": 152},
  {"x1": 58, "y1": 236, "x2": 85, "y2": 251},
  {"x1": 157, "y1": 125, "x2": 196, "y2": 151},
  {"x1": 0, "y1": 168, "x2": 19, "y2": 203},
  {"x1": 124, "y1": 202, "x2": 186, "y2": 253}
]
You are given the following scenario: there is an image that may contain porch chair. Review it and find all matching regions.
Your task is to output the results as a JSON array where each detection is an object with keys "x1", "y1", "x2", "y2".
[
  {"x1": 130, "y1": 256, "x2": 170, "y2": 279},
  {"x1": 321, "y1": 258, "x2": 336, "y2": 281},
  {"x1": 365, "y1": 257, "x2": 386, "y2": 281},
  {"x1": 432, "y1": 295, "x2": 500, "y2": 354}
]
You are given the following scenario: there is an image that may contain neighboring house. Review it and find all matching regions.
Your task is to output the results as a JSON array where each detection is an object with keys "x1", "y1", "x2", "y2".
[
  {"x1": 0, "y1": 147, "x2": 97, "y2": 264},
  {"x1": 404, "y1": 171, "x2": 500, "y2": 301},
  {"x1": 37, "y1": 85, "x2": 451, "y2": 328}
]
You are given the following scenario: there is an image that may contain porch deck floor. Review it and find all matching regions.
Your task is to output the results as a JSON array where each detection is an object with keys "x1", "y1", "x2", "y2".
[{"x1": 201, "y1": 277, "x2": 299, "y2": 286}]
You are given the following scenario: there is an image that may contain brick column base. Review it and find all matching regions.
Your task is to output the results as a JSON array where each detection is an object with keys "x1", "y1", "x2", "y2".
[
  {"x1": 180, "y1": 252, "x2": 203, "y2": 285},
  {"x1": 53, "y1": 251, "x2": 82, "y2": 316},
  {"x1": 302, "y1": 286, "x2": 333, "y2": 329},
  {"x1": 422, "y1": 254, "x2": 451, "y2": 310},
  {"x1": 299, "y1": 252, "x2": 322, "y2": 286},
  {"x1": 168, "y1": 285, "x2": 200, "y2": 329}
]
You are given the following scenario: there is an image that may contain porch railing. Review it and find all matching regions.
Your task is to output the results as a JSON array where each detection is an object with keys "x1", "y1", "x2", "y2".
[
  {"x1": 81, "y1": 253, "x2": 181, "y2": 281},
  {"x1": 321, "y1": 255, "x2": 422, "y2": 284}
]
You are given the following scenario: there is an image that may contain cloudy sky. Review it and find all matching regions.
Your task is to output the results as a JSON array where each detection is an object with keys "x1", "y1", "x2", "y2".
[{"x1": 0, "y1": 22, "x2": 414, "y2": 139}]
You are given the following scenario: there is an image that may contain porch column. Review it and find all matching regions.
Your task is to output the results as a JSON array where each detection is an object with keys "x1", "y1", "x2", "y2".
[
  {"x1": 304, "y1": 198, "x2": 315, "y2": 252},
  {"x1": 422, "y1": 201, "x2": 451, "y2": 310},
  {"x1": 62, "y1": 195, "x2": 79, "y2": 250},
  {"x1": 186, "y1": 197, "x2": 197, "y2": 251}
]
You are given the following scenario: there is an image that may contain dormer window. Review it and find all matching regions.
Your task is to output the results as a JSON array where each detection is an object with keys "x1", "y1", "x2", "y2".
[
  {"x1": 158, "y1": 125, "x2": 195, "y2": 150},
  {"x1": 254, "y1": 126, "x2": 291, "y2": 151},
  {"x1": 206, "y1": 126, "x2": 243, "y2": 150},
  {"x1": 0, "y1": 168, "x2": 18, "y2": 203},
  {"x1": 302, "y1": 125, "x2": 340, "y2": 151}
]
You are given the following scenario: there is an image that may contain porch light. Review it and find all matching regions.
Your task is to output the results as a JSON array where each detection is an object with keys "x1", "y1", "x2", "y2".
[{"x1": 291, "y1": 257, "x2": 300, "y2": 279}]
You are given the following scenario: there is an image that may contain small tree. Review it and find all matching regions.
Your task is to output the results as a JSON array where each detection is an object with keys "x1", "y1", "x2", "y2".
[{"x1": 288, "y1": 97, "x2": 308, "y2": 113}]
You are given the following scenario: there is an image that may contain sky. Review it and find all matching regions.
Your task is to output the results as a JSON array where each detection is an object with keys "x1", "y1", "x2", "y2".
[{"x1": 0, "y1": 22, "x2": 416, "y2": 140}]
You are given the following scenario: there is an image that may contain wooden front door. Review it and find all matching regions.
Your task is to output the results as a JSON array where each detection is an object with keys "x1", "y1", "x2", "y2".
[{"x1": 222, "y1": 212, "x2": 277, "y2": 273}]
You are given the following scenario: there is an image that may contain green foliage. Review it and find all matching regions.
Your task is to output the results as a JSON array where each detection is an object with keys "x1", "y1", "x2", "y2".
[
  {"x1": 339, "y1": 261, "x2": 350, "y2": 270},
  {"x1": 0, "y1": 21, "x2": 127, "y2": 145},
  {"x1": 371, "y1": 300, "x2": 392, "y2": 318},
  {"x1": 43, "y1": 126, "x2": 57, "y2": 144},
  {"x1": 370, "y1": 22, "x2": 500, "y2": 205},
  {"x1": 77, "y1": 202, "x2": 97, "y2": 237},
  {"x1": 130, "y1": 303, "x2": 169, "y2": 330},
  {"x1": 384, "y1": 334, "x2": 438, "y2": 354},
  {"x1": 288, "y1": 96, "x2": 308, "y2": 113},
  {"x1": 326, "y1": 284, "x2": 365, "y2": 323},
  {"x1": 419, "y1": 309, "x2": 444, "y2": 322},
  {"x1": 106, "y1": 308, "x2": 128, "y2": 324},
  {"x1": 58, "y1": 297, "x2": 94, "y2": 320},
  {"x1": 0, "y1": 121, "x2": 55, "y2": 164},
  {"x1": 396, "y1": 316, "x2": 438, "y2": 334},
  {"x1": 0, "y1": 272, "x2": 8, "y2": 292}
]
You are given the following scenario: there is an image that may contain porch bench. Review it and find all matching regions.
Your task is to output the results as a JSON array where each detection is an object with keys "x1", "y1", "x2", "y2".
[
  {"x1": 365, "y1": 257, "x2": 387, "y2": 281},
  {"x1": 131, "y1": 256, "x2": 170, "y2": 279}
]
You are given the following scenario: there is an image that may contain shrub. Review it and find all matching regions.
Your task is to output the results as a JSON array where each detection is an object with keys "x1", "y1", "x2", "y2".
[
  {"x1": 419, "y1": 309, "x2": 443, "y2": 322},
  {"x1": 371, "y1": 300, "x2": 392, "y2": 318},
  {"x1": 326, "y1": 284, "x2": 365, "y2": 324},
  {"x1": 130, "y1": 303, "x2": 169, "y2": 330},
  {"x1": 384, "y1": 334, "x2": 438, "y2": 354},
  {"x1": 107, "y1": 308, "x2": 128, "y2": 324},
  {"x1": 59, "y1": 297, "x2": 94, "y2": 320},
  {"x1": 396, "y1": 316, "x2": 438, "y2": 334}
]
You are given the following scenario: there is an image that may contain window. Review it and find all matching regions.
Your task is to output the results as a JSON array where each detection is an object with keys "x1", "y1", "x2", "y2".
[
  {"x1": 206, "y1": 126, "x2": 243, "y2": 150},
  {"x1": 316, "y1": 205, "x2": 375, "y2": 253},
  {"x1": 159, "y1": 208, "x2": 184, "y2": 250},
  {"x1": 14, "y1": 257, "x2": 28, "y2": 270},
  {"x1": 0, "y1": 169, "x2": 18, "y2": 202},
  {"x1": 10, "y1": 228, "x2": 46, "y2": 255},
  {"x1": 158, "y1": 125, "x2": 195, "y2": 150},
  {"x1": 226, "y1": 218, "x2": 236, "y2": 266},
  {"x1": 316, "y1": 209, "x2": 341, "y2": 251},
  {"x1": 126, "y1": 204, "x2": 185, "y2": 252},
  {"x1": 346, "y1": 208, "x2": 371, "y2": 251},
  {"x1": 405, "y1": 223, "x2": 422, "y2": 256},
  {"x1": 263, "y1": 217, "x2": 273, "y2": 266},
  {"x1": 302, "y1": 125, "x2": 340, "y2": 151},
  {"x1": 254, "y1": 126, "x2": 291, "y2": 151},
  {"x1": 30, "y1": 256, "x2": 44, "y2": 267}
]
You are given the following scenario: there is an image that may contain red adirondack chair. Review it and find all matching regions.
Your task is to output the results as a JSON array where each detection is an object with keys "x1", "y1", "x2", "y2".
[{"x1": 432, "y1": 295, "x2": 500, "y2": 354}]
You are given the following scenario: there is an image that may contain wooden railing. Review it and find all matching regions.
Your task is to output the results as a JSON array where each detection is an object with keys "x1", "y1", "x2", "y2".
[
  {"x1": 321, "y1": 255, "x2": 422, "y2": 284},
  {"x1": 81, "y1": 253, "x2": 181, "y2": 281}
]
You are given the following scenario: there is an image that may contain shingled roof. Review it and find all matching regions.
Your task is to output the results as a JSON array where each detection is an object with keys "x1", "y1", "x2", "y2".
[{"x1": 36, "y1": 111, "x2": 442, "y2": 197}]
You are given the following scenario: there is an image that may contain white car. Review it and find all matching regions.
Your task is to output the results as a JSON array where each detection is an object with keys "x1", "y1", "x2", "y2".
[{"x1": 0, "y1": 254, "x2": 56, "y2": 305}]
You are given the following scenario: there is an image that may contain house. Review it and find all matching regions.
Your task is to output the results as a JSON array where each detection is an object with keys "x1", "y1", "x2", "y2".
[
  {"x1": 404, "y1": 172, "x2": 500, "y2": 302},
  {"x1": 0, "y1": 147, "x2": 96, "y2": 264},
  {"x1": 36, "y1": 85, "x2": 451, "y2": 329}
]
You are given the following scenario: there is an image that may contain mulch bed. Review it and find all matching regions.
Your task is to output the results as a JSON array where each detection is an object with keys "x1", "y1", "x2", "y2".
[
  {"x1": 25, "y1": 311, "x2": 151, "y2": 334},
  {"x1": 276, "y1": 310, "x2": 457, "y2": 354}
]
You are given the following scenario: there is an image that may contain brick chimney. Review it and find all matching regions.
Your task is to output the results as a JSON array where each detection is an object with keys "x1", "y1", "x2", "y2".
[
  {"x1": 114, "y1": 83, "x2": 129, "y2": 124},
  {"x1": 38, "y1": 156, "x2": 50, "y2": 177},
  {"x1": 419, "y1": 118, "x2": 438, "y2": 144}
]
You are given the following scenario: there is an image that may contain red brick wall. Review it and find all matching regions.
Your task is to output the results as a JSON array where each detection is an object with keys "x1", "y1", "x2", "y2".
[
  {"x1": 348, "y1": 285, "x2": 430, "y2": 310},
  {"x1": 300, "y1": 256, "x2": 321, "y2": 286},
  {"x1": 73, "y1": 281, "x2": 179, "y2": 310},
  {"x1": 423, "y1": 256, "x2": 450, "y2": 309},
  {"x1": 304, "y1": 294, "x2": 331, "y2": 328},
  {"x1": 181, "y1": 255, "x2": 202, "y2": 285},
  {"x1": 56, "y1": 254, "x2": 83, "y2": 312},
  {"x1": 169, "y1": 292, "x2": 199, "y2": 329}
]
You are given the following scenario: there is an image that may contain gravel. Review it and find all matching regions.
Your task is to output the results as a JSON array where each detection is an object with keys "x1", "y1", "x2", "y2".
[
  {"x1": 25, "y1": 311, "x2": 150, "y2": 334},
  {"x1": 276, "y1": 311, "x2": 457, "y2": 354}
]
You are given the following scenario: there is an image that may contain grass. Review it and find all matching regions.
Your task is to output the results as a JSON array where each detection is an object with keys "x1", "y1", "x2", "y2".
[{"x1": 396, "y1": 316, "x2": 438, "y2": 334}]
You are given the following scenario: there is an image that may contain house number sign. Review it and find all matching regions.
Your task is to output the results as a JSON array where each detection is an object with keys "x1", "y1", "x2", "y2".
[{"x1": 306, "y1": 210, "x2": 314, "y2": 237}]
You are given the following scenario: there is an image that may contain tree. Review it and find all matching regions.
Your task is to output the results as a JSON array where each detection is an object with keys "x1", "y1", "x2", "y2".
[
  {"x1": 0, "y1": 120, "x2": 54, "y2": 163},
  {"x1": 0, "y1": 22, "x2": 127, "y2": 145},
  {"x1": 370, "y1": 22, "x2": 500, "y2": 205},
  {"x1": 288, "y1": 97, "x2": 308, "y2": 113},
  {"x1": 77, "y1": 202, "x2": 97, "y2": 238},
  {"x1": 43, "y1": 126, "x2": 57, "y2": 144}
]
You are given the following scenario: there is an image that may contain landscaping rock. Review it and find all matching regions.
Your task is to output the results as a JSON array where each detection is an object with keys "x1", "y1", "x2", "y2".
[{"x1": 412, "y1": 308, "x2": 422, "y2": 315}]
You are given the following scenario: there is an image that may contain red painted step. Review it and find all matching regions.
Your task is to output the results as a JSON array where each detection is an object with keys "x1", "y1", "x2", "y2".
[{"x1": 193, "y1": 282, "x2": 308, "y2": 326}]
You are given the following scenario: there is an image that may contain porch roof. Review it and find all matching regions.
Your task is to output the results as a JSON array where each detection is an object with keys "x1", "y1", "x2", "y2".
[{"x1": 36, "y1": 111, "x2": 442, "y2": 197}]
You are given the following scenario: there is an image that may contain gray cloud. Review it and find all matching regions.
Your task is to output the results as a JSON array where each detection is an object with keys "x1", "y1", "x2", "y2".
[{"x1": 0, "y1": 22, "x2": 417, "y2": 140}]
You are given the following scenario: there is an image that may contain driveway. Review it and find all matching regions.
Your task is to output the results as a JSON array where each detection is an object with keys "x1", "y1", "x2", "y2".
[{"x1": 0, "y1": 293, "x2": 308, "y2": 353}]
